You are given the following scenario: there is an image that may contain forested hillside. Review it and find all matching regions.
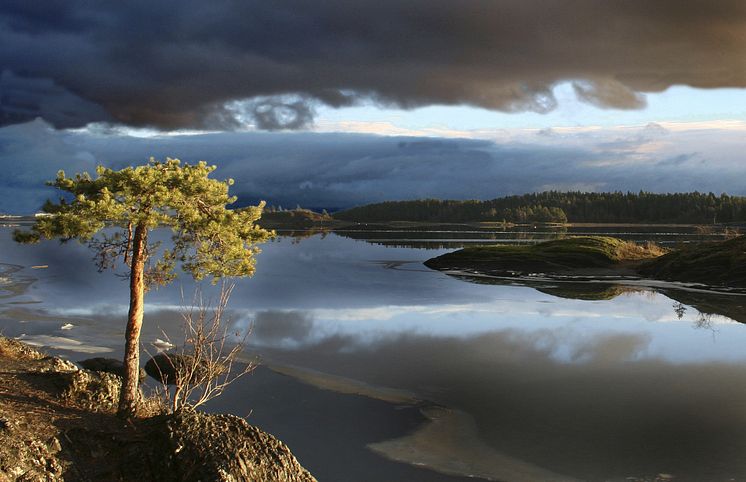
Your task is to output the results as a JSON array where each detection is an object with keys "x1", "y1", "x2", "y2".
[{"x1": 334, "y1": 192, "x2": 746, "y2": 224}]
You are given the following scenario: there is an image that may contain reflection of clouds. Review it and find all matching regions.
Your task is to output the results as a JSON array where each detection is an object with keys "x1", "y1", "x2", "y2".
[
  {"x1": 272, "y1": 328, "x2": 652, "y2": 368},
  {"x1": 310, "y1": 304, "x2": 495, "y2": 322},
  {"x1": 262, "y1": 329, "x2": 746, "y2": 480},
  {"x1": 15, "y1": 288, "x2": 745, "y2": 365},
  {"x1": 311, "y1": 300, "x2": 626, "y2": 321},
  {"x1": 45, "y1": 293, "x2": 744, "y2": 333},
  {"x1": 252, "y1": 310, "x2": 314, "y2": 345},
  {"x1": 567, "y1": 332, "x2": 651, "y2": 365}
]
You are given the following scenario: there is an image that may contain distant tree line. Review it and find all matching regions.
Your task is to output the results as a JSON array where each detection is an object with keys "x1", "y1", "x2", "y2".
[{"x1": 333, "y1": 192, "x2": 746, "y2": 224}]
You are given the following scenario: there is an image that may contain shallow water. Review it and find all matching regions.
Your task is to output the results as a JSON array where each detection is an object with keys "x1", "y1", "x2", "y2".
[{"x1": 1, "y1": 226, "x2": 746, "y2": 481}]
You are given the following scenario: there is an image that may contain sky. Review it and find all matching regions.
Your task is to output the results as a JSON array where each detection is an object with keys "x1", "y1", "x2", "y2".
[{"x1": 2, "y1": 1, "x2": 746, "y2": 213}]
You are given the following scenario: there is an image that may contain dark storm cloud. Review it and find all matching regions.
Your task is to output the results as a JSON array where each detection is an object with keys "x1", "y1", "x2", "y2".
[
  {"x1": 0, "y1": 70, "x2": 112, "y2": 128},
  {"x1": 243, "y1": 97, "x2": 316, "y2": 131},
  {"x1": 1, "y1": 0, "x2": 746, "y2": 130}
]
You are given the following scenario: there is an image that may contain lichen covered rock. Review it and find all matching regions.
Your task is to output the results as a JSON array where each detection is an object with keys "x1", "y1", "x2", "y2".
[
  {"x1": 151, "y1": 411, "x2": 317, "y2": 482},
  {"x1": 0, "y1": 337, "x2": 45, "y2": 361},
  {"x1": 59, "y1": 369, "x2": 122, "y2": 412},
  {"x1": 0, "y1": 423, "x2": 64, "y2": 482}
]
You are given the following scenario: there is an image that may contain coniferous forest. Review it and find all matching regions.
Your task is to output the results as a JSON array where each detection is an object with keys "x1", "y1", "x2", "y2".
[{"x1": 334, "y1": 192, "x2": 746, "y2": 224}]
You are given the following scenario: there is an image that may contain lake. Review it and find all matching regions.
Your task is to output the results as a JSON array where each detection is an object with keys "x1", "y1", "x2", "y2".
[{"x1": 2, "y1": 224, "x2": 746, "y2": 481}]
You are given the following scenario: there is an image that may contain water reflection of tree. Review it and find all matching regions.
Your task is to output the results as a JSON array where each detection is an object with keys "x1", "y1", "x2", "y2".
[
  {"x1": 270, "y1": 229, "x2": 330, "y2": 244},
  {"x1": 333, "y1": 226, "x2": 569, "y2": 249},
  {"x1": 355, "y1": 241, "x2": 486, "y2": 250},
  {"x1": 672, "y1": 300, "x2": 719, "y2": 337},
  {"x1": 664, "y1": 289, "x2": 746, "y2": 325},
  {"x1": 672, "y1": 301, "x2": 687, "y2": 320},
  {"x1": 436, "y1": 268, "x2": 745, "y2": 328},
  {"x1": 694, "y1": 312, "x2": 716, "y2": 330}
]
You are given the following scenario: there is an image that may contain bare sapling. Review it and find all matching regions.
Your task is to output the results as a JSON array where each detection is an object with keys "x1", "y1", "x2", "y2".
[{"x1": 149, "y1": 283, "x2": 256, "y2": 412}]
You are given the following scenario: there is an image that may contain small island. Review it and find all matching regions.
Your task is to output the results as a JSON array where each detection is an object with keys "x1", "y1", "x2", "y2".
[{"x1": 425, "y1": 235, "x2": 746, "y2": 289}]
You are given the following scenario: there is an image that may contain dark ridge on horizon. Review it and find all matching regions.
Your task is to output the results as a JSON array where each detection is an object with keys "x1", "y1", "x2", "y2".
[{"x1": 333, "y1": 191, "x2": 746, "y2": 224}]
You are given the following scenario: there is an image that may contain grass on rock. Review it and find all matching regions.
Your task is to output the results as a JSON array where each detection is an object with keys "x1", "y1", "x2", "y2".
[{"x1": 425, "y1": 236, "x2": 665, "y2": 274}]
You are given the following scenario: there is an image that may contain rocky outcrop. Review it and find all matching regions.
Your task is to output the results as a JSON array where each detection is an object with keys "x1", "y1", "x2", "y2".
[
  {"x1": 59, "y1": 369, "x2": 122, "y2": 413},
  {"x1": 0, "y1": 338, "x2": 72, "y2": 481},
  {"x1": 0, "y1": 337, "x2": 317, "y2": 482},
  {"x1": 145, "y1": 411, "x2": 317, "y2": 482},
  {"x1": 424, "y1": 236, "x2": 662, "y2": 277},
  {"x1": 426, "y1": 235, "x2": 746, "y2": 289},
  {"x1": 0, "y1": 336, "x2": 45, "y2": 361},
  {"x1": 0, "y1": 418, "x2": 65, "y2": 482},
  {"x1": 638, "y1": 235, "x2": 746, "y2": 287},
  {"x1": 144, "y1": 353, "x2": 198, "y2": 385}
]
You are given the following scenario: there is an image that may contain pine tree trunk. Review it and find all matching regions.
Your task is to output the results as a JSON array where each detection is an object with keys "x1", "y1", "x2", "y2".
[{"x1": 118, "y1": 224, "x2": 147, "y2": 418}]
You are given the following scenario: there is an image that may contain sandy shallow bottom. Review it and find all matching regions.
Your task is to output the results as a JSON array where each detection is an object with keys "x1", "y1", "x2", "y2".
[
  {"x1": 268, "y1": 361, "x2": 575, "y2": 482},
  {"x1": 369, "y1": 405, "x2": 577, "y2": 482}
]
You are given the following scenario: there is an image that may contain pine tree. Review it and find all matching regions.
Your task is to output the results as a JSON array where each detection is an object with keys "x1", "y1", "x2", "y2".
[{"x1": 14, "y1": 158, "x2": 273, "y2": 417}]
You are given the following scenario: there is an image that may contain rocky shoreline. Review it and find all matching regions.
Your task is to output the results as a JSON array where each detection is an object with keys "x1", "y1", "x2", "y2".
[{"x1": 0, "y1": 336, "x2": 317, "y2": 482}]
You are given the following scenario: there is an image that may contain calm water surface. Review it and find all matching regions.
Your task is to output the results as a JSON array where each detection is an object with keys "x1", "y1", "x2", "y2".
[{"x1": 1, "y1": 226, "x2": 746, "y2": 481}]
